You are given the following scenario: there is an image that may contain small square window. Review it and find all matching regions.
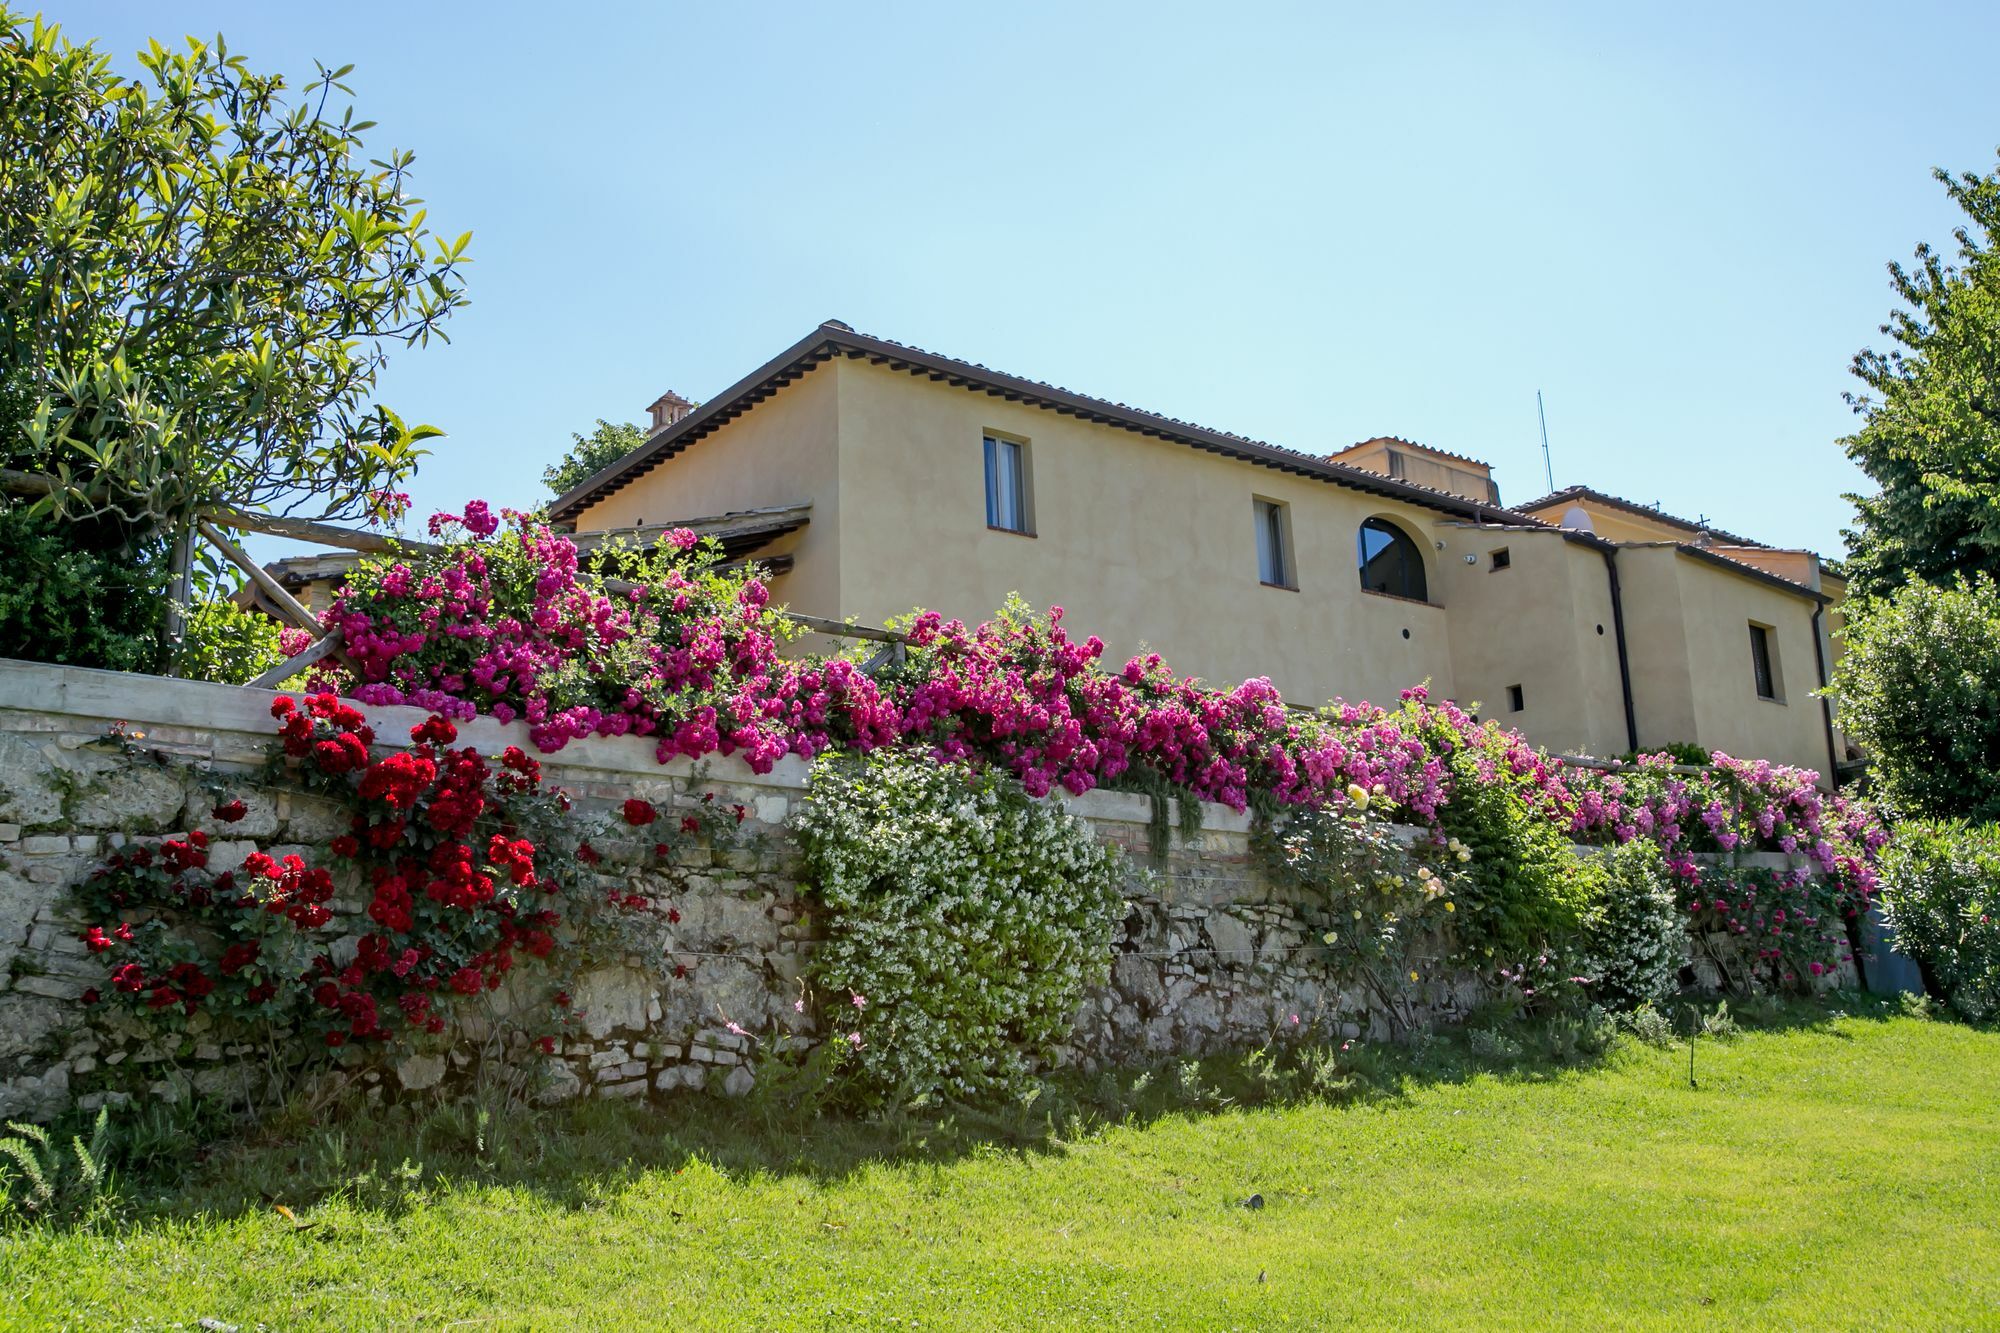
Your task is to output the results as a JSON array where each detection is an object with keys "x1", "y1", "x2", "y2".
[
  {"x1": 1254, "y1": 498, "x2": 1294, "y2": 588},
  {"x1": 1506, "y1": 683, "x2": 1525, "y2": 712},
  {"x1": 984, "y1": 435, "x2": 1032, "y2": 534},
  {"x1": 1490, "y1": 548, "x2": 1511, "y2": 571}
]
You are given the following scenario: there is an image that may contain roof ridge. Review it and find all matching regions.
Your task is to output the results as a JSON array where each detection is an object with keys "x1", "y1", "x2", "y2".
[
  {"x1": 551, "y1": 321, "x2": 1562, "y2": 530},
  {"x1": 1512, "y1": 483, "x2": 1773, "y2": 550}
]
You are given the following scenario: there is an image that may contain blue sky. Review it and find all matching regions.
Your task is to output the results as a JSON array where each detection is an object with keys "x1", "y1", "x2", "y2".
[{"x1": 60, "y1": 1, "x2": 2000, "y2": 557}]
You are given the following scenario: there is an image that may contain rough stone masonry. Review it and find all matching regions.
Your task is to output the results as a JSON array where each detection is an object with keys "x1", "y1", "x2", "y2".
[{"x1": 0, "y1": 660, "x2": 1845, "y2": 1121}]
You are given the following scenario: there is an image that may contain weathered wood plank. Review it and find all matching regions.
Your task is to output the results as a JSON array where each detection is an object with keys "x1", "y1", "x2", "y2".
[
  {"x1": 203, "y1": 505, "x2": 441, "y2": 557},
  {"x1": 197, "y1": 521, "x2": 324, "y2": 635}
]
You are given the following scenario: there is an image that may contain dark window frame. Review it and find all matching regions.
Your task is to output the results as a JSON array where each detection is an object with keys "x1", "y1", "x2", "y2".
[
  {"x1": 1254, "y1": 497, "x2": 1294, "y2": 589},
  {"x1": 983, "y1": 434, "x2": 1033, "y2": 535},
  {"x1": 1357, "y1": 517, "x2": 1430, "y2": 603},
  {"x1": 1749, "y1": 623, "x2": 1778, "y2": 701}
]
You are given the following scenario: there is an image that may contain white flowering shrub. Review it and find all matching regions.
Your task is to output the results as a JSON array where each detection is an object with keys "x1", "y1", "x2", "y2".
[
  {"x1": 793, "y1": 751, "x2": 1126, "y2": 1102},
  {"x1": 1577, "y1": 839, "x2": 1683, "y2": 1010}
]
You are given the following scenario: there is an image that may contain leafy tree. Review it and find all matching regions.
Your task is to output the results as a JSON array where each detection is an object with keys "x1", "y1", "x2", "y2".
[
  {"x1": 0, "y1": 11, "x2": 468, "y2": 596},
  {"x1": 0, "y1": 501, "x2": 164, "y2": 671},
  {"x1": 1829, "y1": 577, "x2": 2000, "y2": 821},
  {"x1": 543, "y1": 419, "x2": 646, "y2": 497},
  {"x1": 1841, "y1": 152, "x2": 2000, "y2": 598}
]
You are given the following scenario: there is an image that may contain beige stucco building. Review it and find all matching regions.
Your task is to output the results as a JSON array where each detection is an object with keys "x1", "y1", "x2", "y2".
[{"x1": 529, "y1": 321, "x2": 1846, "y2": 783}]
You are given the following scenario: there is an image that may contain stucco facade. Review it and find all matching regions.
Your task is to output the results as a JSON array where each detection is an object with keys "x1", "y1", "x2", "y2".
[{"x1": 550, "y1": 322, "x2": 1841, "y2": 783}]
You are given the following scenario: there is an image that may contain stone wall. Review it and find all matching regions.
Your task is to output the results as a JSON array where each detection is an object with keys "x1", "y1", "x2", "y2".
[
  {"x1": 0, "y1": 660, "x2": 1484, "y2": 1121},
  {"x1": 0, "y1": 660, "x2": 1856, "y2": 1122}
]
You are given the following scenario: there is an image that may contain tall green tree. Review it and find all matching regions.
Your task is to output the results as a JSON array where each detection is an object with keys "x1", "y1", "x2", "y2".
[
  {"x1": 543, "y1": 419, "x2": 645, "y2": 497},
  {"x1": 1841, "y1": 152, "x2": 2000, "y2": 598},
  {"x1": 1828, "y1": 576, "x2": 2000, "y2": 821},
  {"x1": 0, "y1": 10, "x2": 469, "y2": 664}
]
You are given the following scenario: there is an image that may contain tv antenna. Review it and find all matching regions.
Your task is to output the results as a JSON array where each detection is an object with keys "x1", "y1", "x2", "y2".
[{"x1": 1536, "y1": 391, "x2": 1555, "y2": 494}]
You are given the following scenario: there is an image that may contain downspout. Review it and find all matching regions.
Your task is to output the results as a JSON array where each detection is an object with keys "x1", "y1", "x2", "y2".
[
  {"x1": 1601, "y1": 548, "x2": 1639, "y2": 753},
  {"x1": 1811, "y1": 602, "x2": 1840, "y2": 786}
]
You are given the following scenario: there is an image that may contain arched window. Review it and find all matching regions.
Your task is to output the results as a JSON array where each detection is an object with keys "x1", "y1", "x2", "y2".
[{"x1": 1357, "y1": 518, "x2": 1429, "y2": 602}]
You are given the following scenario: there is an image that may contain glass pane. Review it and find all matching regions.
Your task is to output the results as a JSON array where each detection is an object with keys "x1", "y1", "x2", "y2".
[
  {"x1": 1357, "y1": 519, "x2": 1426, "y2": 600},
  {"x1": 998, "y1": 441, "x2": 1022, "y2": 530},
  {"x1": 984, "y1": 437, "x2": 999, "y2": 527}
]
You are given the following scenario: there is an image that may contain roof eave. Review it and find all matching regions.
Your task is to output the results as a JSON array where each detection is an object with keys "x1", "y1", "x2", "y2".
[{"x1": 556, "y1": 321, "x2": 1555, "y2": 531}]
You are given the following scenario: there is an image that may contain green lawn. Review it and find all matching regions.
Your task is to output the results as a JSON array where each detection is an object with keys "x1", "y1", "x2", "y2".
[{"x1": 4, "y1": 1007, "x2": 1997, "y2": 1330}]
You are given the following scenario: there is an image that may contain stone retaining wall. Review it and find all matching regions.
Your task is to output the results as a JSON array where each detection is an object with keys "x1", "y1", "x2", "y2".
[
  {"x1": 0, "y1": 660, "x2": 1484, "y2": 1120},
  {"x1": 0, "y1": 660, "x2": 1849, "y2": 1121}
]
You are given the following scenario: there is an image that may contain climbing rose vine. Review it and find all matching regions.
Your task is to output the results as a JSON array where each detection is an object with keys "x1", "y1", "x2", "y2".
[
  {"x1": 75, "y1": 694, "x2": 595, "y2": 1051},
  {"x1": 319, "y1": 506, "x2": 1887, "y2": 912}
]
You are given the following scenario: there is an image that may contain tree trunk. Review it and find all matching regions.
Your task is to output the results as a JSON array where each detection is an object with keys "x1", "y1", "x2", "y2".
[{"x1": 162, "y1": 519, "x2": 194, "y2": 675}]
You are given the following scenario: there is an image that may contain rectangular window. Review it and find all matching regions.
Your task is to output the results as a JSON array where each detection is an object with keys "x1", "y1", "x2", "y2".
[
  {"x1": 1490, "y1": 547, "x2": 1511, "y2": 571},
  {"x1": 1507, "y1": 683, "x2": 1525, "y2": 712},
  {"x1": 983, "y1": 435, "x2": 1030, "y2": 534},
  {"x1": 1254, "y1": 499, "x2": 1293, "y2": 587},
  {"x1": 1749, "y1": 623, "x2": 1778, "y2": 700}
]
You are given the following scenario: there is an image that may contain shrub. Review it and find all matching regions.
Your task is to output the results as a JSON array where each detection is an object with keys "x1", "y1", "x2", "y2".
[
  {"x1": 73, "y1": 694, "x2": 602, "y2": 1055},
  {"x1": 0, "y1": 506, "x2": 164, "y2": 673},
  {"x1": 330, "y1": 508, "x2": 871, "y2": 769},
  {"x1": 1615, "y1": 742, "x2": 1709, "y2": 768},
  {"x1": 793, "y1": 750, "x2": 1126, "y2": 1103},
  {"x1": 1830, "y1": 577, "x2": 2000, "y2": 821},
  {"x1": 1395, "y1": 703, "x2": 1596, "y2": 963},
  {"x1": 0, "y1": 1107, "x2": 112, "y2": 1225},
  {"x1": 1879, "y1": 820, "x2": 2000, "y2": 1020},
  {"x1": 1577, "y1": 840, "x2": 1681, "y2": 1011},
  {"x1": 175, "y1": 598, "x2": 287, "y2": 684},
  {"x1": 1684, "y1": 865, "x2": 1851, "y2": 994},
  {"x1": 1259, "y1": 800, "x2": 1466, "y2": 1033}
]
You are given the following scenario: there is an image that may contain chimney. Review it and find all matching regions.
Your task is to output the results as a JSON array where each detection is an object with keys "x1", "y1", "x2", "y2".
[{"x1": 648, "y1": 390, "x2": 694, "y2": 432}]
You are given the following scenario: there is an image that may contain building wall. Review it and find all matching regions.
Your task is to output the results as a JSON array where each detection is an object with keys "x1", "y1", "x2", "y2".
[
  {"x1": 570, "y1": 366, "x2": 843, "y2": 632},
  {"x1": 1332, "y1": 440, "x2": 1499, "y2": 504},
  {"x1": 1437, "y1": 528, "x2": 1629, "y2": 757},
  {"x1": 829, "y1": 358, "x2": 1456, "y2": 708},
  {"x1": 1671, "y1": 554, "x2": 1833, "y2": 781},
  {"x1": 1609, "y1": 545, "x2": 1830, "y2": 779},
  {"x1": 563, "y1": 359, "x2": 1835, "y2": 780}
]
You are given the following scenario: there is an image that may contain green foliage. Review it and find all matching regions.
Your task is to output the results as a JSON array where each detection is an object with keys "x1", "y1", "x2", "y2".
[
  {"x1": 1615, "y1": 742, "x2": 1710, "y2": 768},
  {"x1": 1841, "y1": 152, "x2": 2000, "y2": 598},
  {"x1": 1258, "y1": 802, "x2": 1466, "y2": 1032},
  {"x1": 0, "y1": 11, "x2": 466, "y2": 528},
  {"x1": 542, "y1": 419, "x2": 647, "y2": 498},
  {"x1": 2, "y1": 1013, "x2": 1994, "y2": 1326},
  {"x1": 0, "y1": 503, "x2": 164, "y2": 671},
  {"x1": 0, "y1": 1106, "x2": 113, "y2": 1225},
  {"x1": 1404, "y1": 709, "x2": 1596, "y2": 963},
  {"x1": 1577, "y1": 840, "x2": 1682, "y2": 1011},
  {"x1": 174, "y1": 597, "x2": 285, "y2": 684},
  {"x1": 1829, "y1": 577, "x2": 2000, "y2": 820},
  {"x1": 793, "y1": 750, "x2": 1127, "y2": 1104},
  {"x1": 1879, "y1": 819, "x2": 2000, "y2": 1021}
]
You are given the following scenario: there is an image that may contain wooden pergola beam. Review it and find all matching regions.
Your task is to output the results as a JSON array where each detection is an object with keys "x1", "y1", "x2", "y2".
[
  {"x1": 196, "y1": 520, "x2": 323, "y2": 636},
  {"x1": 248, "y1": 628, "x2": 346, "y2": 688},
  {"x1": 204, "y1": 504, "x2": 442, "y2": 558}
]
